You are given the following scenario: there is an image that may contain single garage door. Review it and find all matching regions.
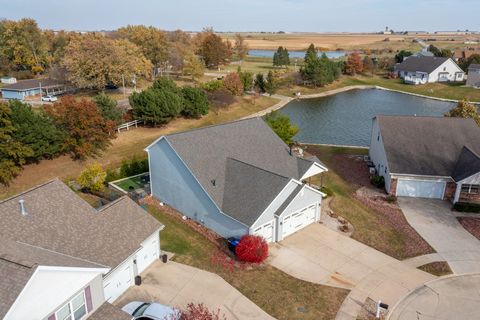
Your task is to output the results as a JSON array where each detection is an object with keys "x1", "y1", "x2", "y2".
[
  {"x1": 136, "y1": 235, "x2": 159, "y2": 274},
  {"x1": 396, "y1": 179, "x2": 445, "y2": 199},
  {"x1": 253, "y1": 220, "x2": 274, "y2": 243},
  {"x1": 282, "y1": 204, "x2": 316, "y2": 238},
  {"x1": 103, "y1": 264, "x2": 132, "y2": 302}
]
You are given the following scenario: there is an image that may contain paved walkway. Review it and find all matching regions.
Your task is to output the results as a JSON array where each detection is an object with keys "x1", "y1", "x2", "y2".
[
  {"x1": 115, "y1": 260, "x2": 274, "y2": 320},
  {"x1": 269, "y1": 224, "x2": 434, "y2": 320},
  {"x1": 398, "y1": 198, "x2": 480, "y2": 274},
  {"x1": 388, "y1": 273, "x2": 480, "y2": 320}
]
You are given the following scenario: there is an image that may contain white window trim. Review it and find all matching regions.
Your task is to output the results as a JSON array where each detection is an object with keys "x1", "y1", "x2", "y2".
[
  {"x1": 55, "y1": 291, "x2": 87, "y2": 320},
  {"x1": 461, "y1": 184, "x2": 480, "y2": 194}
]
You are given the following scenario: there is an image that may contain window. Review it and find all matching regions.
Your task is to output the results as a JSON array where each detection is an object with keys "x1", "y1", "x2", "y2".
[
  {"x1": 56, "y1": 292, "x2": 87, "y2": 320},
  {"x1": 461, "y1": 184, "x2": 480, "y2": 194}
]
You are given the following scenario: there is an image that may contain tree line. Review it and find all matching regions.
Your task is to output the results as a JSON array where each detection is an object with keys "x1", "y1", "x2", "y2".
[
  {"x1": 0, "y1": 19, "x2": 242, "y2": 89},
  {"x1": 0, "y1": 95, "x2": 122, "y2": 185}
]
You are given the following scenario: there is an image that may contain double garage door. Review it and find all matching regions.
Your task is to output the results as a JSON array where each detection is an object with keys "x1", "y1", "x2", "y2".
[
  {"x1": 396, "y1": 179, "x2": 446, "y2": 199},
  {"x1": 282, "y1": 204, "x2": 316, "y2": 238},
  {"x1": 103, "y1": 234, "x2": 160, "y2": 302}
]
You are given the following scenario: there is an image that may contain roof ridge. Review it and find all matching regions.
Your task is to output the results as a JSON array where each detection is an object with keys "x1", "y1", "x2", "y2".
[
  {"x1": 0, "y1": 179, "x2": 60, "y2": 204},
  {"x1": 16, "y1": 241, "x2": 109, "y2": 268},
  {"x1": 166, "y1": 117, "x2": 262, "y2": 138},
  {"x1": 96, "y1": 196, "x2": 128, "y2": 212},
  {"x1": 226, "y1": 157, "x2": 291, "y2": 180}
]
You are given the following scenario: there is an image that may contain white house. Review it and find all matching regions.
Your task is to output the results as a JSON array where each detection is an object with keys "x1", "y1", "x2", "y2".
[
  {"x1": 395, "y1": 56, "x2": 464, "y2": 85},
  {"x1": 0, "y1": 179, "x2": 163, "y2": 320},
  {"x1": 145, "y1": 118, "x2": 327, "y2": 243},
  {"x1": 369, "y1": 116, "x2": 480, "y2": 203}
]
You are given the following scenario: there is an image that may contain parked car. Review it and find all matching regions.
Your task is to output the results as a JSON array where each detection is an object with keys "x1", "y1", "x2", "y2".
[
  {"x1": 41, "y1": 95, "x2": 58, "y2": 102},
  {"x1": 122, "y1": 301, "x2": 179, "y2": 320}
]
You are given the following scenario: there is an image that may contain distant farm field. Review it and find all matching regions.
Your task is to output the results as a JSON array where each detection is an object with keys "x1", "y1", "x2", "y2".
[{"x1": 221, "y1": 32, "x2": 479, "y2": 51}]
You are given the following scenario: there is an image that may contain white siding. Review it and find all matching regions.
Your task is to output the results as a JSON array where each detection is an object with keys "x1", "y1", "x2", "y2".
[
  {"x1": 136, "y1": 231, "x2": 160, "y2": 274},
  {"x1": 461, "y1": 172, "x2": 480, "y2": 185},
  {"x1": 103, "y1": 258, "x2": 134, "y2": 303},
  {"x1": 5, "y1": 268, "x2": 105, "y2": 320},
  {"x1": 369, "y1": 118, "x2": 392, "y2": 192},
  {"x1": 428, "y1": 59, "x2": 464, "y2": 83},
  {"x1": 250, "y1": 180, "x2": 300, "y2": 230}
]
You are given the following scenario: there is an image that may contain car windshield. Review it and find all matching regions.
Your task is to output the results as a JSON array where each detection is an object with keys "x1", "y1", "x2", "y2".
[{"x1": 133, "y1": 303, "x2": 151, "y2": 316}]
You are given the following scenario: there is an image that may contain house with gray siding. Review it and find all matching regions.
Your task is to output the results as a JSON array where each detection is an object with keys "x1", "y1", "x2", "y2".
[
  {"x1": 146, "y1": 118, "x2": 327, "y2": 243},
  {"x1": 369, "y1": 116, "x2": 480, "y2": 203},
  {"x1": 1, "y1": 78, "x2": 66, "y2": 100},
  {"x1": 0, "y1": 179, "x2": 163, "y2": 320},
  {"x1": 466, "y1": 64, "x2": 480, "y2": 88}
]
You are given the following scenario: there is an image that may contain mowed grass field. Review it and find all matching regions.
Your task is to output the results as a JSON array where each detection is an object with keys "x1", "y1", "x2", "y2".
[{"x1": 0, "y1": 95, "x2": 278, "y2": 199}]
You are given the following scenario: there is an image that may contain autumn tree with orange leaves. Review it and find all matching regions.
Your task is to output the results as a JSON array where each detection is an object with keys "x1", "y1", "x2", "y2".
[
  {"x1": 45, "y1": 96, "x2": 115, "y2": 159},
  {"x1": 344, "y1": 52, "x2": 364, "y2": 75}
]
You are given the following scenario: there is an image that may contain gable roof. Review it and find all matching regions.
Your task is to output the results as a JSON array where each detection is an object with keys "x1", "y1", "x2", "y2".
[
  {"x1": 395, "y1": 56, "x2": 452, "y2": 74},
  {"x1": 452, "y1": 146, "x2": 480, "y2": 182},
  {"x1": 0, "y1": 179, "x2": 162, "y2": 269},
  {"x1": 376, "y1": 116, "x2": 480, "y2": 180},
  {"x1": 157, "y1": 117, "x2": 321, "y2": 226},
  {"x1": 0, "y1": 238, "x2": 106, "y2": 318}
]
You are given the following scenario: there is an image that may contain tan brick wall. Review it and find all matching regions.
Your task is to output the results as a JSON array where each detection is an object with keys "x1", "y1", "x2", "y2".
[
  {"x1": 444, "y1": 182, "x2": 457, "y2": 201},
  {"x1": 460, "y1": 192, "x2": 480, "y2": 203},
  {"x1": 389, "y1": 178, "x2": 398, "y2": 195}
]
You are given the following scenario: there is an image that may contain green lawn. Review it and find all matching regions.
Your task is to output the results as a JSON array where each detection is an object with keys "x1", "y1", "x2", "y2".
[
  {"x1": 278, "y1": 73, "x2": 480, "y2": 102},
  {"x1": 115, "y1": 174, "x2": 147, "y2": 192},
  {"x1": 307, "y1": 145, "x2": 432, "y2": 260},
  {"x1": 148, "y1": 206, "x2": 349, "y2": 320}
]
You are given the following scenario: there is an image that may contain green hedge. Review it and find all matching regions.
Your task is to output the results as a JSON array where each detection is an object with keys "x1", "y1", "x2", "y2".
[
  {"x1": 453, "y1": 202, "x2": 480, "y2": 213},
  {"x1": 106, "y1": 156, "x2": 148, "y2": 183}
]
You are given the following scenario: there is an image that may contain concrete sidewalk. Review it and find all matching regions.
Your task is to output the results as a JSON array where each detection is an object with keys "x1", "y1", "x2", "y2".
[
  {"x1": 114, "y1": 260, "x2": 274, "y2": 320},
  {"x1": 398, "y1": 198, "x2": 480, "y2": 274},
  {"x1": 269, "y1": 224, "x2": 434, "y2": 320}
]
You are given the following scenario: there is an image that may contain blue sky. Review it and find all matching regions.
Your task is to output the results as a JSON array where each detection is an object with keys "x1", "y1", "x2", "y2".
[{"x1": 1, "y1": 0, "x2": 479, "y2": 32}]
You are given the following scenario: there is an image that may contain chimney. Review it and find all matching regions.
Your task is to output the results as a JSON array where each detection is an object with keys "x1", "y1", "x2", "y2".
[{"x1": 18, "y1": 199, "x2": 28, "y2": 216}]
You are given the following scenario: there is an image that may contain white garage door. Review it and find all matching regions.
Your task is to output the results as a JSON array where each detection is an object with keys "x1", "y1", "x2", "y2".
[
  {"x1": 282, "y1": 204, "x2": 316, "y2": 238},
  {"x1": 396, "y1": 179, "x2": 445, "y2": 199},
  {"x1": 103, "y1": 264, "x2": 132, "y2": 303},
  {"x1": 136, "y1": 234, "x2": 159, "y2": 273},
  {"x1": 253, "y1": 220, "x2": 275, "y2": 243}
]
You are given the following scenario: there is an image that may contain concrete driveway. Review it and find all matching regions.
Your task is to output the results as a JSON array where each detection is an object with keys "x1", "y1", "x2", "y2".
[
  {"x1": 388, "y1": 273, "x2": 480, "y2": 320},
  {"x1": 114, "y1": 260, "x2": 274, "y2": 320},
  {"x1": 269, "y1": 224, "x2": 434, "y2": 319},
  {"x1": 398, "y1": 198, "x2": 480, "y2": 274}
]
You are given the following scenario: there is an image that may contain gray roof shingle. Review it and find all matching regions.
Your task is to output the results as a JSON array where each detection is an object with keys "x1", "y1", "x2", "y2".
[
  {"x1": 452, "y1": 146, "x2": 480, "y2": 181},
  {"x1": 376, "y1": 116, "x2": 480, "y2": 180},
  {"x1": 164, "y1": 118, "x2": 317, "y2": 226},
  {"x1": 0, "y1": 179, "x2": 162, "y2": 269},
  {"x1": 1, "y1": 78, "x2": 64, "y2": 91},
  {"x1": 395, "y1": 56, "x2": 451, "y2": 74}
]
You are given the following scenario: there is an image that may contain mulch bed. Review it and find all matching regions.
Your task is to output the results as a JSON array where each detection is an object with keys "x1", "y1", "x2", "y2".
[
  {"x1": 457, "y1": 217, "x2": 480, "y2": 240},
  {"x1": 331, "y1": 154, "x2": 374, "y2": 188},
  {"x1": 417, "y1": 261, "x2": 452, "y2": 277}
]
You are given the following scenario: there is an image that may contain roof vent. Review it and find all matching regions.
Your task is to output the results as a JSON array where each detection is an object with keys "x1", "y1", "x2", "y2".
[
  {"x1": 211, "y1": 179, "x2": 216, "y2": 186},
  {"x1": 18, "y1": 199, "x2": 28, "y2": 216}
]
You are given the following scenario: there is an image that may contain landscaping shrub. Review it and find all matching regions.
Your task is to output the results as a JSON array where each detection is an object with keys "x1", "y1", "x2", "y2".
[
  {"x1": 201, "y1": 79, "x2": 223, "y2": 92},
  {"x1": 181, "y1": 86, "x2": 209, "y2": 118},
  {"x1": 370, "y1": 175, "x2": 385, "y2": 188},
  {"x1": 222, "y1": 72, "x2": 244, "y2": 96},
  {"x1": 176, "y1": 303, "x2": 226, "y2": 320},
  {"x1": 105, "y1": 156, "x2": 148, "y2": 182},
  {"x1": 386, "y1": 195, "x2": 397, "y2": 203},
  {"x1": 320, "y1": 186, "x2": 333, "y2": 197},
  {"x1": 77, "y1": 163, "x2": 106, "y2": 192},
  {"x1": 235, "y1": 235, "x2": 268, "y2": 263},
  {"x1": 454, "y1": 202, "x2": 480, "y2": 213}
]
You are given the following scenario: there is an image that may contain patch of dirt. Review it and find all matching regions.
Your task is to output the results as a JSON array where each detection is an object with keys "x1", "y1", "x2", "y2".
[
  {"x1": 331, "y1": 154, "x2": 373, "y2": 188},
  {"x1": 320, "y1": 198, "x2": 354, "y2": 237},
  {"x1": 458, "y1": 217, "x2": 480, "y2": 240},
  {"x1": 417, "y1": 261, "x2": 452, "y2": 277},
  {"x1": 354, "y1": 187, "x2": 434, "y2": 258}
]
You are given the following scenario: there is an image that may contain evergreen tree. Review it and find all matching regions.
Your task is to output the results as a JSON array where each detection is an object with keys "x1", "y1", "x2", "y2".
[
  {"x1": 265, "y1": 71, "x2": 277, "y2": 95},
  {"x1": 10, "y1": 100, "x2": 67, "y2": 161},
  {"x1": 254, "y1": 73, "x2": 266, "y2": 92},
  {"x1": 181, "y1": 86, "x2": 209, "y2": 118},
  {"x1": 0, "y1": 102, "x2": 33, "y2": 185},
  {"x1": 93, "y1": 94, "x2": 123, "y2": 124}
]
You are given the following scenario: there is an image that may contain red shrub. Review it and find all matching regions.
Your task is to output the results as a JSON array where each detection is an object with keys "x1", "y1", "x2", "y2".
[
  {"x1": 178, "y1": 303, "x2": 226, "y2": 320},
  {"x1": 222, "y1": 72, "x2": 244, "y2": 96},
  {"x1": 235, "y1": 235, "x2": 269, "y2": 263}
]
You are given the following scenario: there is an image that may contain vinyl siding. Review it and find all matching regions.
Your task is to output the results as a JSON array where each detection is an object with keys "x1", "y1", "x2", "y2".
[{"x1": 148, "y1": 138, "x2": 248, "y2": 238}]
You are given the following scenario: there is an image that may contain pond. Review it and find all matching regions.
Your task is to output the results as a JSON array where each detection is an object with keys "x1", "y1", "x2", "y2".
[
  {"x1": 279, "y1": 89, "x2": 455, "y2": 147},
  {"x1": 248, "y1": 49, "x2": 345, "y2": 59}
]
